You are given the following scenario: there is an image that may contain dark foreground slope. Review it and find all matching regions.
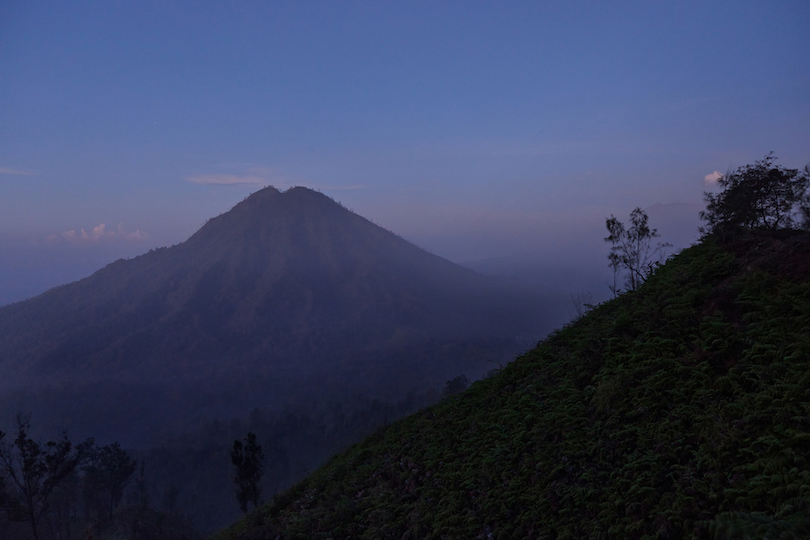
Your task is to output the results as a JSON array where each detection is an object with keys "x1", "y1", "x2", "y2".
[{"x1": 216, "y1": 231, "x2": 810, "y2": 539}]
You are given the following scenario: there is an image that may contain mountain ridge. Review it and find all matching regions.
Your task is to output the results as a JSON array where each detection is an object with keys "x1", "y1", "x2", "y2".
[{"x1": 0, "y1": 186, "x2": 558, "y2": 445}]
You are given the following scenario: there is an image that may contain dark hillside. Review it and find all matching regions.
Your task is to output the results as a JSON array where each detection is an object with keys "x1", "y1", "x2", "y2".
[{"x1": 215, "y1": 231, "x2": 810, "y2": 539}]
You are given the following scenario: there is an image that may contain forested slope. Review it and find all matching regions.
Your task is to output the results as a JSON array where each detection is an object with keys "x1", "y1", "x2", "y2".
[{"x1": 215, "y1": 230, "x2": 810, "y2": 539}]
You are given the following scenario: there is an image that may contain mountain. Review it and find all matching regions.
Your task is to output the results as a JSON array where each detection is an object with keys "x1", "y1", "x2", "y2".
[
  {"x1": 0, "y1": 186, "x2": 554, "y2": 444},
  {"x1": 214, "y1": 230, "x2": 810, "y2": 539}
]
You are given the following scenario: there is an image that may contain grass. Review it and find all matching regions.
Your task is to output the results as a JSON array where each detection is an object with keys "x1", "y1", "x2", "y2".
[{"x1": 213, "y1": 231, "x2": 810, "y2": 540}]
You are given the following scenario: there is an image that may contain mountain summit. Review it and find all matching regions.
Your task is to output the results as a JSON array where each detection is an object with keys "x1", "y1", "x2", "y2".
[{"x1": 0, "y1": 187, "x2": 553, "y2": 442}]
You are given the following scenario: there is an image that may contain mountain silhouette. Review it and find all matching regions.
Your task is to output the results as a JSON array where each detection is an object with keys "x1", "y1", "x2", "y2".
[{"x1": 0, "y1": 187, "x2": 554, "y2": 443}]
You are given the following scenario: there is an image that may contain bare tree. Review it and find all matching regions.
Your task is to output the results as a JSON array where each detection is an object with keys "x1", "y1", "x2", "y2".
[
  {"x1": 570, "y1": 290, "x2": 594, "y2": 319},
  {"x1": 605, "y1": 208, "x2": 671, "y2": 295}
]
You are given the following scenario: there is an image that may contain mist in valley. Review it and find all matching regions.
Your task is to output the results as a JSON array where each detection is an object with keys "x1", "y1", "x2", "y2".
[{"x1": 1, "y1": 1, "x2": 807, "y2": 538}]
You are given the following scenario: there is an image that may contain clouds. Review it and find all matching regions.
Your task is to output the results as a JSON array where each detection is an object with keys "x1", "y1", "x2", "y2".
[
  {"x1": 46, "y1": 223, "x2": 147, "y2": 244},
  {"x1": 185, "y1": 174, "x2": 267, "y2": 185},
  {"x1": 703, "y1": 171, "x2": 723, "y2": 186},
  {"x1": 183, "y1": 165, "x2": 314, "y2": 188},
  {"x1": 185, "y1": 165, "x2": 288, "y2": 186},
  {"x1": 0, "y1": 167, "x2": 35, "y2": 176},
  {"x1": 314, "y1": 184, "x2": 365, "y2": 191}
]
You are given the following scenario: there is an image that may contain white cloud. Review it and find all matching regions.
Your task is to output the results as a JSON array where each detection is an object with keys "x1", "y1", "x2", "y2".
[
  {"x1": 46, "y1": 223, "x2": 147, "y2": 244},
  {"x1": 314, "y1": 184, "x2": 365, "y2": 191},
  {"x1": 0, "y1": 167, "x2": 35, "y2": 176},
  {"x1": 185, "y1": 174, "x2": 266, "y2": 185},
  {"x1": 184, "y1": 166, "x2": 359, "y2": 192},
  {"x1": 184, "y1": 165, "x2": 297, "y2": 187},
  {"x1": 703, "y1": 171, "x2": 723, "y2": 186}
]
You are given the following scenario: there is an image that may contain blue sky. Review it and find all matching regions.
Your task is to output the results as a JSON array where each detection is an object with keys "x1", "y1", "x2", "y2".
[{"x1": 1, "y1": 0, "x2": 809, "y2": 305}]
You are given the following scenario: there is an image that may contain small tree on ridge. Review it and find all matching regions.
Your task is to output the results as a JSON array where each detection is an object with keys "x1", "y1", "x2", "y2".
[
  {"x1": 605, "y1": 208, "x2": 670, "y2": 295},
  {"x1": 700, "y1": 153, "x2": 810, "y2": 241}
]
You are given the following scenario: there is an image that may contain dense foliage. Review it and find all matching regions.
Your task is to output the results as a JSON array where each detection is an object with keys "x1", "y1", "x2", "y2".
[
  {"x1": 214, "y1": 231, "x2": 810, "y2": 539},
  {"x1": 701, "y1": 154, "x2": 810, "y2": 241}
]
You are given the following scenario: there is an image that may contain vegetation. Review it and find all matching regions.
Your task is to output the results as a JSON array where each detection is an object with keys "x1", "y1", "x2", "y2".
[
  {"x1": 231, "y1": 433, "x2": 264, "y2": 514},
  {"x1": 0, "y1": 415, "x2": 84, "y2": 540},
  {"x1": 6, "y1": 163, "x2": 810, "y2": 538},
  {"x1": 0, "y1": 418, "x2": 170, "y2": 540},
  {"x1": 701, "y1": 153, "x2": 810, "y2": 241},
  {"x1": 81, "y1": 441, "x2": 138, "y2": 526},
  {"x1": 441, "y1": 376, "x2": 470, "y2": 398},
  {"x1": 213, "y1": 229, "x2": 810, "y2": 539},
  {"x1": 0, "y1": 185, "x2": 559, "y2": 534},
  {"x1": 605, "y1": 207, "x2": 671, "y2": 294},
  {"x1": 133, "y1": 390, "x2": 449, "y2": 534}
]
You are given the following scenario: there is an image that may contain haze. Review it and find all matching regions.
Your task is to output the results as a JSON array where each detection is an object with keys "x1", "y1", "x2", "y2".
[{"x1": 2, "y1": 1, "x2": 809, "y2": 306}]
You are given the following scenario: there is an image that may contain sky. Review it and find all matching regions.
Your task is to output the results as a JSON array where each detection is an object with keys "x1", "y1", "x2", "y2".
[{"x1": 1, "y1": 0, "x2": 809, "y2": 305}]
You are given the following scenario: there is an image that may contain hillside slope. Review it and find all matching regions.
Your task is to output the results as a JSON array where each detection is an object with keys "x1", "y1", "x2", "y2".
[{"x1": 216, "y1": 231, "x2": 810, "y2": 539}]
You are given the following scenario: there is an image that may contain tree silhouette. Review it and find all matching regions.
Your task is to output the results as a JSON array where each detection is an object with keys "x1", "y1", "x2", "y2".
[
  {"x1": 231, "y1": 432, "x2": 264, "y2": 513},
  {"x1": 442, "y1": 375, "x2": 470, "y2": 398},
  {"x1": 605, "y1": 208, "x2": 670, "y2": 295},
  {"x1": 0, "y1": 414, "x2": 87, "y2": 540},
  {"x1": 700, "y1": 153, "x2": 810, "y2": 241},
  {"x1": 81, "y1": 441, "x2": 137, "y2": 525}
]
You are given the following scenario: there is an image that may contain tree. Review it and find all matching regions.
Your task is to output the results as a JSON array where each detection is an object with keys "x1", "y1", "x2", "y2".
[
  {"x1": 700, "y1": 153, "x2": 810, "y2": 241},
  {"x1": 442, "y1": 375, "x2": 470, "y2": 398},
  {"x1": 231, "y1": 432, "x2": 264, "y2": 513},
  {"x1": 570, "y1": 290, "x2": 594, "y2": 319},
  {"x1": 605, "y1": 208, "x2": 671, "y2": 295},
  {"x1": 82, "y1": 441, "x2": 137, "y2": 525},
  {"x1": 0, "y1": 414, "x2": 87, "y2": 540}
]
